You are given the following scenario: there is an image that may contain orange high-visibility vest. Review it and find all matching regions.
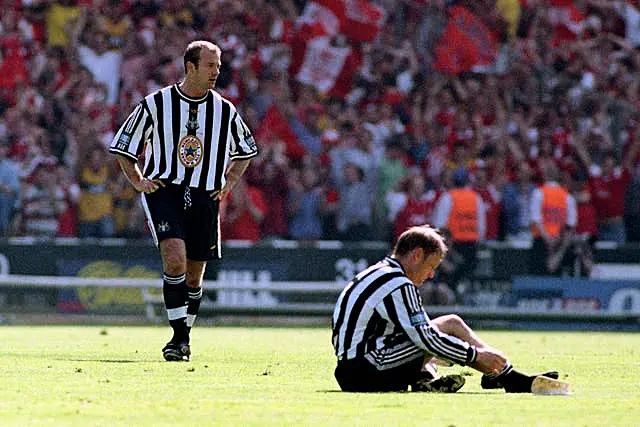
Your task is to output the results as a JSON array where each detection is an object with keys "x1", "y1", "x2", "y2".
[
  {"x1": 447, "y1": 188, "x2": 479, "y2": 242},
  {"x1": 532, "y1": 185, "x2": 568, "y2": 238}
]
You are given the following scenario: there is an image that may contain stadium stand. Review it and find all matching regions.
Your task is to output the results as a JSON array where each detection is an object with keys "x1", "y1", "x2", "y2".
[{"x1": 1, "y1": 0, "x2": 640, "y2": 253}]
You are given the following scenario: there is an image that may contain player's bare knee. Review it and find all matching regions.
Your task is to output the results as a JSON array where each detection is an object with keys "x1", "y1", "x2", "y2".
[
  {"x1": 436, "y1": 314, "x2": 466, "y2": 333},
  {"x1": 160, "y1": 240, "x2": 187, "y2": 274}
]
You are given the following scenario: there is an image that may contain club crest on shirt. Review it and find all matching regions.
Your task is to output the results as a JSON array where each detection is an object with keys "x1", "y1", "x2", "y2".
[{"x1": 178, "y1": 134, "x2": 203, "y2": 168}]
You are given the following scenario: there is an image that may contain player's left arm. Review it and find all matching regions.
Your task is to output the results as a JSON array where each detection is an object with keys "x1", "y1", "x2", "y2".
[
  {"x1": 212, "y1": 110, "x2": 258, "y2": 200},
  {"x1": 212, "y1": 159, "x2": 252, "y2": 200}
]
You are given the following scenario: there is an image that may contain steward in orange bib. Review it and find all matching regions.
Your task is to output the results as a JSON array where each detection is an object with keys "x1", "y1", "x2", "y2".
[
  {"x1": 529, "y1": 164, "x2": 577, "y2": 275},
  {"x1": 433, "y1": 169, "x2": 486, "y2": 299}
]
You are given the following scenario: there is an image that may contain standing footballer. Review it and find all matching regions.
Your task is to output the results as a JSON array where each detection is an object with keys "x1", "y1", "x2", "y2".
[{"x1": 109, "y1": 40, "x2": 258, "y2": 361}]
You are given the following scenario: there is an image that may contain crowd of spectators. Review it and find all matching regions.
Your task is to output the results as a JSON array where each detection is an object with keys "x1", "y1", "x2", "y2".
[{"x1": 2, "y1": 0, "x2": 640, "y2": 252}]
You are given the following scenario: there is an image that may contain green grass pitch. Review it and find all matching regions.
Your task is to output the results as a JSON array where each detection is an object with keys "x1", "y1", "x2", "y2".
[{"x1": 1, "y1": 326, "x2": 639, "y2": 426}]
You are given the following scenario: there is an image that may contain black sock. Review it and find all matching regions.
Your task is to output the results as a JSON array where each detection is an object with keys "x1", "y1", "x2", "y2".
[
  {"x1": 494, "y1": 364, "x2": 535, "y2": 393},
  {"x1": 186, "y1": 286, "x2": 203, "y2": 333},
  {"x1": 163, "y1": 273, "x2": 188, "y2": 343}
]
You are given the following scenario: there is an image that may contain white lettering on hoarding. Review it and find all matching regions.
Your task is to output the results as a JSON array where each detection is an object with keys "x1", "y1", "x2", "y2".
[
  {"x1": 0, "y1": 253, "x2": 8, "y2": 276},
  {"x1": 608, "y1": 288, "x2": 640, "y2": 314}
]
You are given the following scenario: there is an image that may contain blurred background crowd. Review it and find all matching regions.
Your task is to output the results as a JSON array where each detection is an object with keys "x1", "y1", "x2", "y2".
[{"x1": 2, "y1": 0, "x2": 640, "y2": 249}]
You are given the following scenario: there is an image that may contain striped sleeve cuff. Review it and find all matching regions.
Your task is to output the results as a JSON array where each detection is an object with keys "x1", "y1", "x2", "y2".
[
  {"x1": 109, "y1": 148, "x2": 138, "y2": 162},
  {"x1": 466, "y1": 346, "x2": 477, "y2": 365}
]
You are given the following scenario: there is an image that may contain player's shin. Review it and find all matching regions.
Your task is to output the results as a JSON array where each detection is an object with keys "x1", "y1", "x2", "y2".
[
  {"x1": 186, "y1": 286, "x2": 203, "y2": 333},
  {"x1": 163, "y1": 273, "x2": 189, "y2": 342}
]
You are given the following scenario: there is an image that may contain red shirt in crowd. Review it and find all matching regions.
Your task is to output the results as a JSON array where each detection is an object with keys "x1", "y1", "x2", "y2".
[
  {"x1": 474, "y1": 186, "x2": 502, "y2": 240},
  {"x1": 393, "y1": 190, "x2": 438, "y2": 242},
  {"x1": 576, "y1": 195, "x2": 597, "y2": 236},
  {"x1": 589, "y1": 167, "x2": 631, "y2": 221},
  {"x1": 222, "y1": 186, "x2": 268, "y2": 242}
]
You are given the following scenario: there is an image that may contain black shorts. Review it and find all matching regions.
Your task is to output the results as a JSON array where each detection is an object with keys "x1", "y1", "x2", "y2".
[
  {"x1": 334, "y1": 356, "x2": 424, "y2": 392},
  {"x1": 141, "y1": 184, "x2": 221, "y2": 261}
]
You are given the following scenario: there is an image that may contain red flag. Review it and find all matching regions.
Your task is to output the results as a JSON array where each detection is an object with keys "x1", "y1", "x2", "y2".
[
  {"x1": 340, "y1": 0, "x2": 386, "y2": 42},
  {"x1": 328, "y1": 43, "x2": 362, "y2": 99},
  {"x1": 298, "y1": 0, "x2": 342, "y2": 37},
  {"x1": 434, "y1": 6, "x2": 498, "y2": 75},
  {"x1": 298, "y1": 0, "x2": 385, "y2": 42},
  {"x1": 295, "y1": 36, "x2": 360, "y2": 98},
  {"x1": 289, "y1": 8, "x2": 332, "y2": 77},
  {"x1": 254, "y1": 105, "x2": 306, "y2": 161}
]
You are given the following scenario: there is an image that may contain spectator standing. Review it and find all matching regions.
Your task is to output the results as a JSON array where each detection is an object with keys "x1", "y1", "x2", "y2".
[
  {"x1": 433, "y1": 169, "x2": 486, "y2": 295},
  {"x1": 390, "y1": 172, "x2": 438, "y2": 243},
  {"x1": 221, "y1": 175, "x2": 266, "y2": 243},
  {"x1": 336, "y1": 163, "x2": 373, "y2": 241},
  {"x1": 45, "y1": 0, "x2": 85, "y2": 50},
  {"x1": 245, "y1": 142, "x2": 289, "y2": 239},
  {"x1": 75, "y1": 26, "x2": 123, "y2": 106},
  {"x1": 77, "y1": 146, "x2": 115, "y2": 238},
  {"x1": 502, "y1": 161, "x2": 536, "y2": 242},
  {"x1": 573, "y1": 131, "x2": 640, "y2": 244},
  {"x1": 287, "y1": 165, "x2": 323, "y2": 240},
  {"x1": 472, "y1": 166, "x2": 502, "y2": 241},
  {"x1": 19, "y1": 163, "x2": 67, "y2": 237},
  {"x1": 0, "y1": 141, "x2": 20, "y2": 236},
  {"x1": 56, "y1": 163, "x2": 80, "y2": 237},
  {"x1": 375, "y1": 139, "x2": 409, "y2": 240},
  {"x1": 529, "y1": 164, "x2": 577, "y2": 276},
  {"x1": 570, "y1": 171, "x2": 597, "y2": 277}
]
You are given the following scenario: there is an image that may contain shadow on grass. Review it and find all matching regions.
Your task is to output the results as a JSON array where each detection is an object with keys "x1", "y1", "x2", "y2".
[
  {"x1": 316, "y1": 390, "x2": 496, "y2": 395},
  {"x1": 62, "y1": 358, "x2": 163, "y2": 363}
]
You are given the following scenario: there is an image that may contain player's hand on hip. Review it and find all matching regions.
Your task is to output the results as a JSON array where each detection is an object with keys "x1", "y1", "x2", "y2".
[
  {"x1": 136, "y1": 178, "x2": 165, "y2": 194},
  {"x1": 211, "y1": 181, "x2": 237, "y2": 200},
  {"x1": 211, "y1": 187, "x2": 229, "y2": 200}
]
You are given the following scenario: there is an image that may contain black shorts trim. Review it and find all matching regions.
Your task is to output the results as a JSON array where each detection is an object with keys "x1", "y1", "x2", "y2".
[
  {"x1": 334, "y1": 356, "x2": 423, "y2": 392},
  {"x1": 141, "y1": 184, "x2": 221, "y2": 261}
]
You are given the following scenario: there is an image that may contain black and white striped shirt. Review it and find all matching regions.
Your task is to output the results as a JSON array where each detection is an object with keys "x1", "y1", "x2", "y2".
[
  {"x1": 109, "y1": 84, "x2": 258, "y2": 191},
  {"x1": 332, "y1": 257, "x2": 477, "y2": 370}
]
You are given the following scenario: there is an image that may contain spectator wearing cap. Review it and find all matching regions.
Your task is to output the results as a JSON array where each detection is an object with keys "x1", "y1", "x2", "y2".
[{"x1": 433, "y1": 168, "x2": 486, "y2": 297}]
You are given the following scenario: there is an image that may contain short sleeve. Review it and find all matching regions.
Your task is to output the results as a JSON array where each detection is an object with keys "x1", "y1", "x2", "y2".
[{"x1": 229, "y1": 112, "x2": 259, "y2": 160}]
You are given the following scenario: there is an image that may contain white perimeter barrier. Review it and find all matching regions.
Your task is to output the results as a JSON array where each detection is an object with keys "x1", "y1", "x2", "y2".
[{"x1": 0, "y1": 274, "x2": 639, "y2": 325}]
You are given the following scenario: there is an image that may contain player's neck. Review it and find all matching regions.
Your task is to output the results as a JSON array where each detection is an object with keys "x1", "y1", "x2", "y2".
[{"x1": 179, "y1": 80, "x2": 208, "y2": 99}]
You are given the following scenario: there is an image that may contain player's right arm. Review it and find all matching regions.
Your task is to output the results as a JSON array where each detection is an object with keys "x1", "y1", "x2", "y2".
[
  {"x1": 109, "y1": 101, "x2": 163, "y2": 194},
  {"x1": 114, "y1": 155, "x2": 163, "y2": 194},
  {"x1": 381, "y1": 284, "x2": 477, "y2": 366}
]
